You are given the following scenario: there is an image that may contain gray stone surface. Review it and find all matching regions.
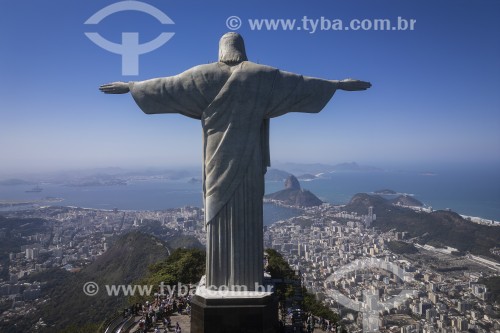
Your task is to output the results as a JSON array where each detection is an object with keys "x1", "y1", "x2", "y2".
[
  {"x1": 190, "y1": 293, "x2": 278, "y2": 333},
  {"x1": 100, "y1": 32, "x2": 371, "y2": 291},
  {"x1": 285, "y1": 175, "x2": 301, "y2": 190}
]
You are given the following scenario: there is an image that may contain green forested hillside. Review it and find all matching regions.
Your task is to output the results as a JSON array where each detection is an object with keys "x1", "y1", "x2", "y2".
[{"x1": 2, "y1": 231, "x2": 170, "y2": 333}]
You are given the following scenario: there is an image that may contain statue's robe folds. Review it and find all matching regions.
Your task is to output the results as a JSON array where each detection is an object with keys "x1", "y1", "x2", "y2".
[{"x1": 129, "y1": 61, "x2": 337, "y2": 290}]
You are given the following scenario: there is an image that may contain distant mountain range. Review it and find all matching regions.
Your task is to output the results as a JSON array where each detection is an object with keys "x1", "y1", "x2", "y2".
[
  {"x1": 265, "y1": 162, "x2": 381, "y2": 182},
  {"x1": 265, "y1": 168, "x2": 292, "y2": 181},
  {"x1": 0, "y1": 167, "x2": 201, "y2": 186},
  {"x1": 0, "y1": 178, "x2": 35, "y2": 186},
  {"x1": 273, "y1": 162, "x2": 381, "y2": 175},
  {"x1": 0, "y1": 162, "x2": 380, "y2": 186}
]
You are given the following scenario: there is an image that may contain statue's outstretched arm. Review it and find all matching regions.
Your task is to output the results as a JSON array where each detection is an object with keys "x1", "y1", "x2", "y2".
[
  {"x1": 333, "y1": 79, "x2": 372, "y2": 91},
  {"x1": 99, "y1": 82, "x2": 130, "y2": 94}
]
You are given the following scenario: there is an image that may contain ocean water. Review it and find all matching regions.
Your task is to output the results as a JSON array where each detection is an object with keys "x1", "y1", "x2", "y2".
[
  {"x1": 1, "y1": 168, "x2": 499, "y2": 222},
  {"x1": 266, "y1": 167, "x2": 500, "y2": 221},
  {"x1": 0, "y1": 180, "x2": 300, "y2": 225}
]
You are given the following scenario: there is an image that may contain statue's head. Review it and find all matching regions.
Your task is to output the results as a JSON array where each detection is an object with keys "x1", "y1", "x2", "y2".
[{"x1": 218, "y1": 32, "x2": 248, "y2": 64}]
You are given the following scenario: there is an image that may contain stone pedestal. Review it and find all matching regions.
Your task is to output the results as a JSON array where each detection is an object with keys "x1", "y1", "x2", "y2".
[{"x1": 190, "y1": 288, "x2": 279, "y2": 333}]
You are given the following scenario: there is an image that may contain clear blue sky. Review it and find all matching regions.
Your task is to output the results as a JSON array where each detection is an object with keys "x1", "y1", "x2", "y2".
[{"x1": 1, "y1": 0, "x2": 499, "y2": 175}]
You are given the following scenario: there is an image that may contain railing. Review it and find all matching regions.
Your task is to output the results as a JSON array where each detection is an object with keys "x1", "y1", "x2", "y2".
[
  {"x1": 116, "y1": 316, "x2": 137, "y2": 333},
  {"x1": 101, "y1": 313, "x2": 122, "y2": 333},
  {"x1": 104, "y1": 315, "x2": 129, "y2": 333}
]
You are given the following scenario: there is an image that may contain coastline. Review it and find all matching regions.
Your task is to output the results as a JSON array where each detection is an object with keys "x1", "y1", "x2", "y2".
[
  {"x1": 459, "y1": 214, "x2": 500, "y2": 226},
  {"x1": 1, "y1": 172, "x2": 499, "y2": 221},
  {"x1": 2, "y1": 197, "x2": 499, "y2": 228}
]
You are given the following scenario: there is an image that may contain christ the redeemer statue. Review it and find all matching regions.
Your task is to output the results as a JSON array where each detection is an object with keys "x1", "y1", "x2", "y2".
[{"x1": 100, "y1": 32, "x2": 371, "y2": 291}]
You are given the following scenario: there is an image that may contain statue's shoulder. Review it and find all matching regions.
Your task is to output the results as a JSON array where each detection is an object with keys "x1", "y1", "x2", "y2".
[
  {"x1": 241, "y1": 61, "x2": 278, "y2": 74},
  {"x1": 184, "y1": 62, "x2": 278, "y2": 74},
  {"x1": 187, "y1": 63, "x2": 222, "y2": 74}
]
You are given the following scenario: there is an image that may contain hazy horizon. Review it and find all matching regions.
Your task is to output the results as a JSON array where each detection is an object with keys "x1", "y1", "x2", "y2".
[{"x1": 1, "y1": 159, "x2": 499, "y2": 180}]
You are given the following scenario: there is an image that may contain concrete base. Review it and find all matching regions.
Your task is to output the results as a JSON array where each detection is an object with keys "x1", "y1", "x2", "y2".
[{"x1": 190, "y1": 291, "x2": 279, "y2": 333}]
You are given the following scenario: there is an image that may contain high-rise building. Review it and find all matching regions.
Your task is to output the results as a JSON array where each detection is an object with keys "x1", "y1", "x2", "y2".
[
  {"x1": 419, "y1": 302, "x2": 432, "y2": 316},
  {"x1": 457, "y1": 318, "x2": 468, "y2": 331},
  {"x1": 25, "y1": 248, "x2": 38, "y2": 260},
  {"x1": 425, "y1": 308, "x2": 437, "y2": 322},
  {"x1": 428, "y1": 292, "x2": 438, "y2": 304}
]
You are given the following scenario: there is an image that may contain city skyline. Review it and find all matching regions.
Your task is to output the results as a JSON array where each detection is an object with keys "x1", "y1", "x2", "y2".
[{"x1": 1, "y1": 0, "x2": 499, "y2": 175}]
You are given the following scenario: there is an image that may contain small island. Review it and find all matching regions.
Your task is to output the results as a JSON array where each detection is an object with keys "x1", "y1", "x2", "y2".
[{"x1": 297, "y1": 173, "x2": 317, "y2": 181}]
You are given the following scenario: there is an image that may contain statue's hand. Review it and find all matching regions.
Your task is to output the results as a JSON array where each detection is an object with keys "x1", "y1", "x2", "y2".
[
  {"x1": 99, "y1": 82, "x2": 130, "y2": 94},
  {"x1": 338, "y1": 79, "x2": 372, "y2": 91}
]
